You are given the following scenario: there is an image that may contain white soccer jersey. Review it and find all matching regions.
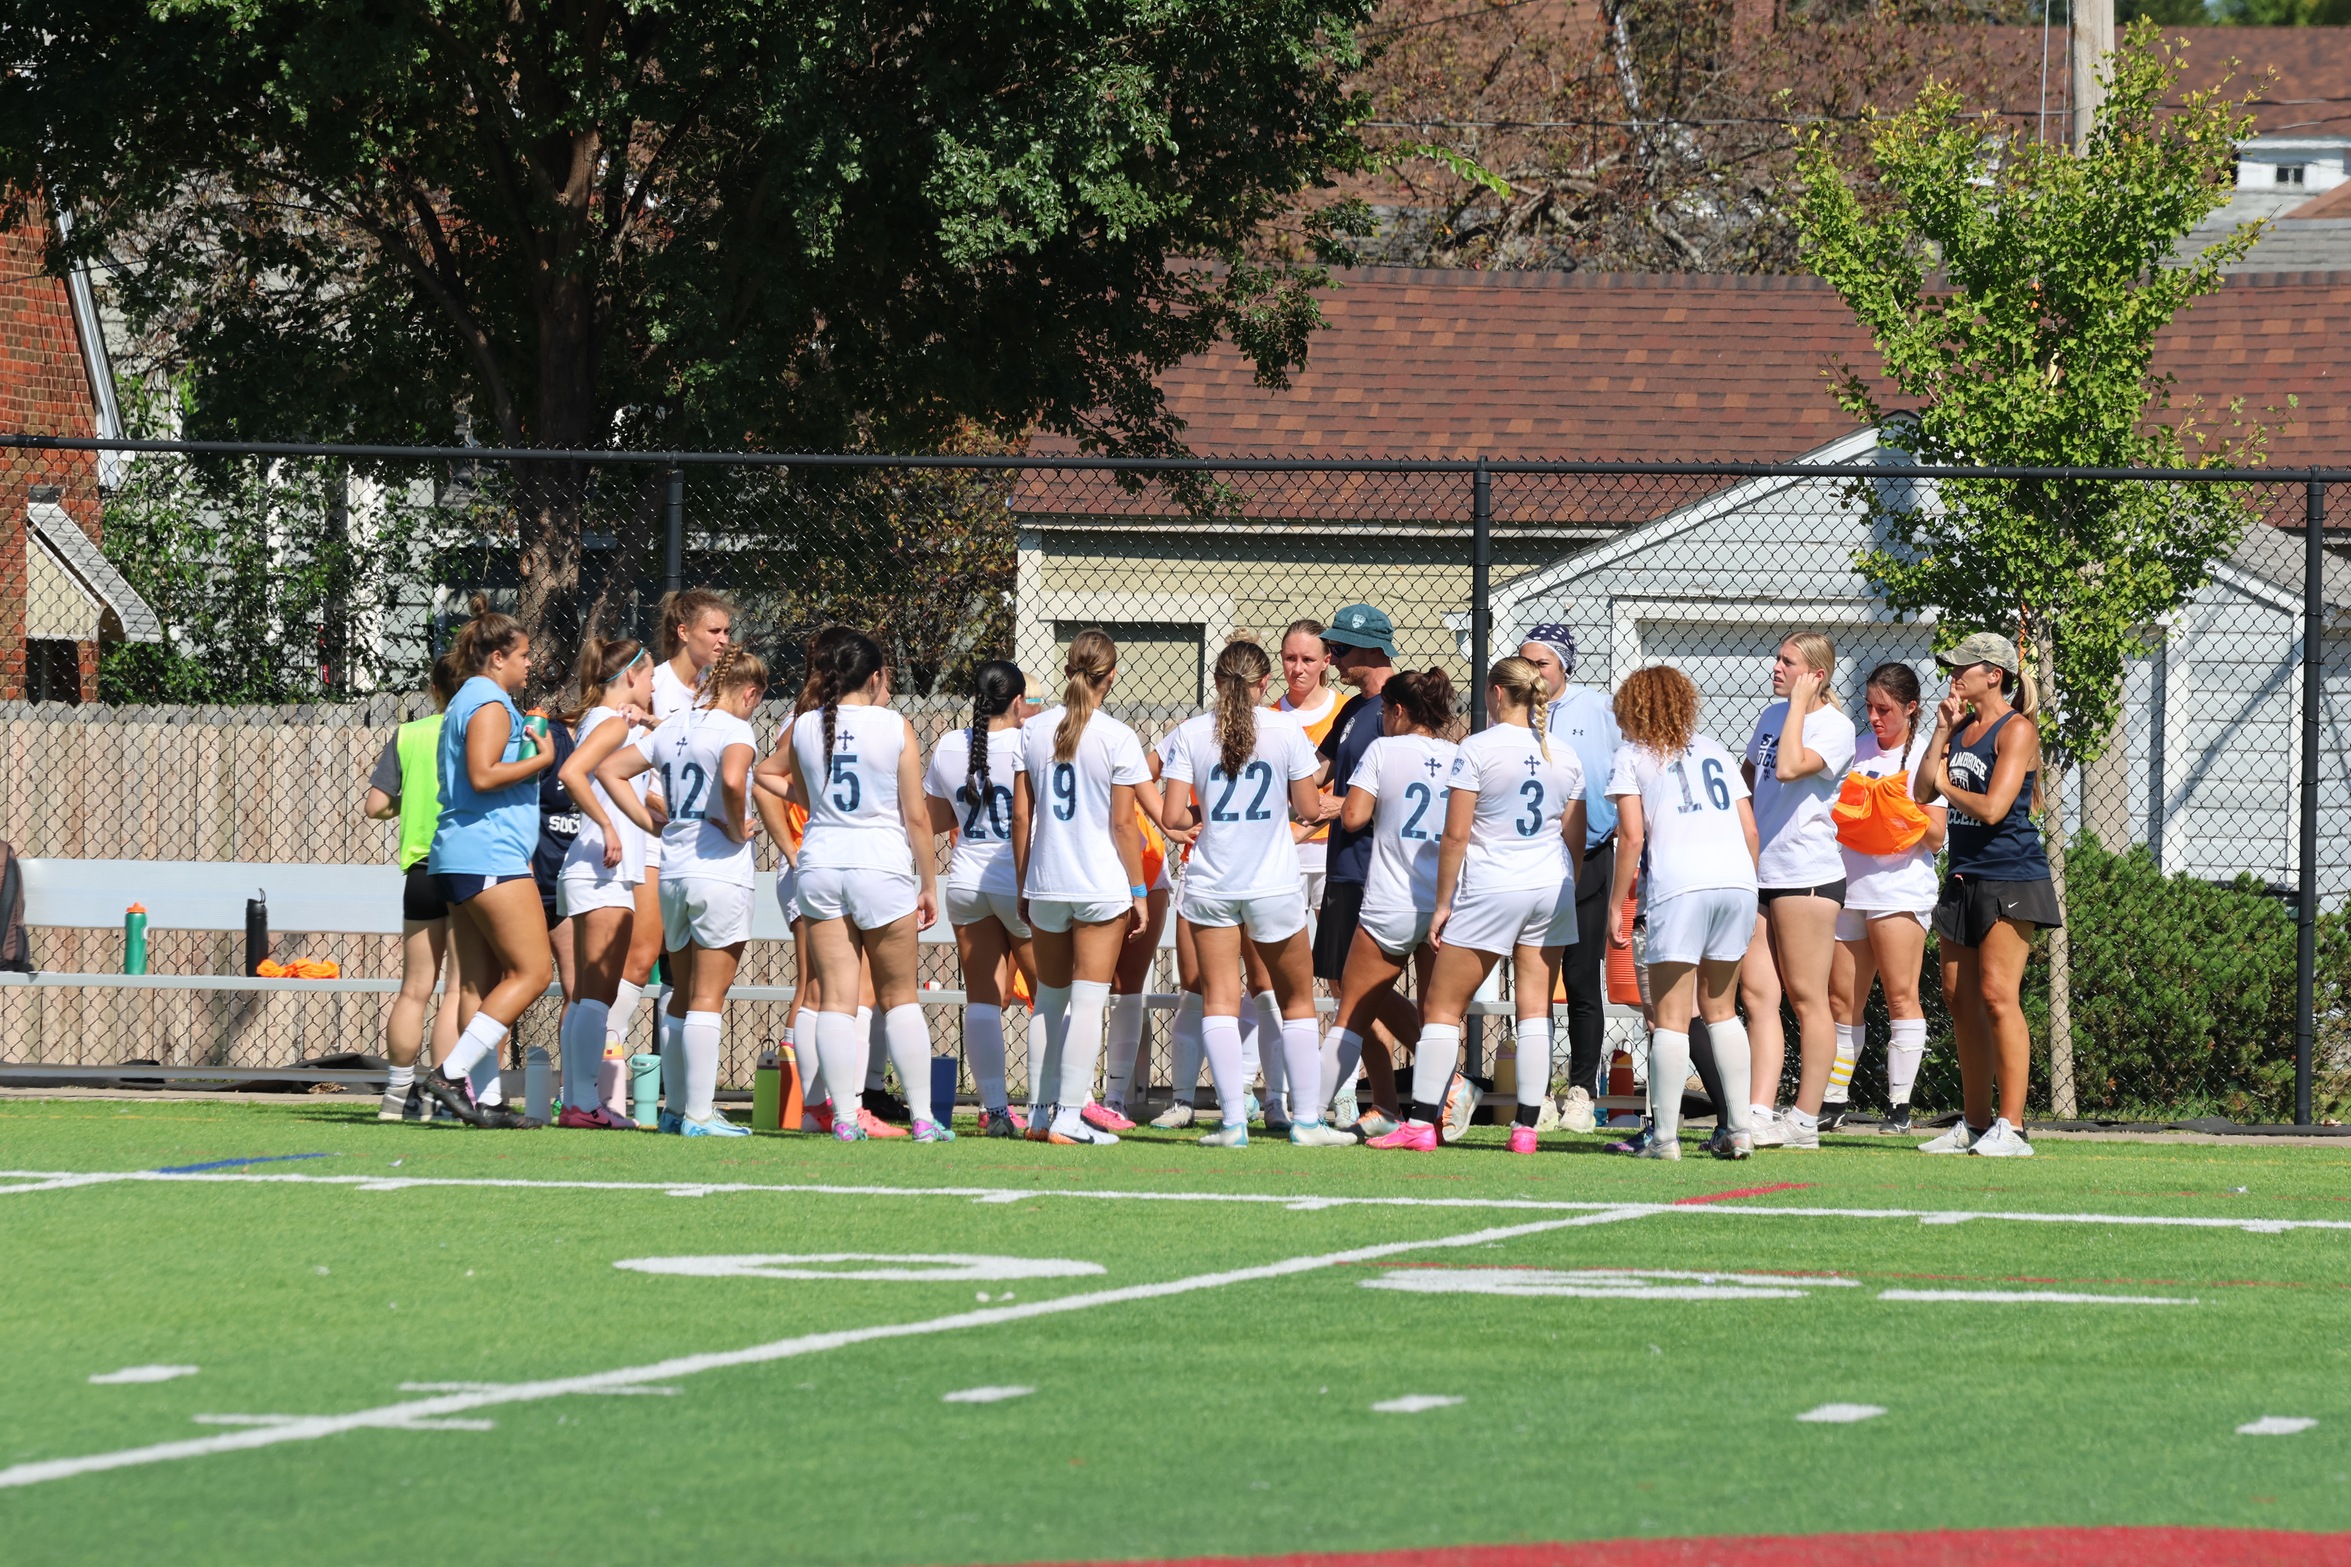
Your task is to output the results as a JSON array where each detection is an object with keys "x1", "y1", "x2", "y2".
[
  {"x1": 1605, "y1": 734, "x2": 1756, "y2": 905},
  {"x1": 651, "y1": 661, "x2": 697, "y2": 723},
  {"x1": 1354, "y1": 733, "x2": 1459, "y2": 917},
  {"x1": 562, "y1": 706, "x2": 650, "y2": 882},
  {"x1": 1447, "y1": 723, "x2": 1585, "y2": 892},
  {"x1": 924, "y1": 724, "x2": 1023, "y2": 896},
  {"x1": 635, "y1": 707, "x2": 758, "y2": 887},
  {"x1": 790, "y1": 704, "x2": 914, "y2": 874},
  {"x1": 1745, "y1": 698, "x2": 1858, "y2": 887},
  {"x1": 1163, "y1": 708, "x2": 1320, "y2": 899},
  {"x1": 1018, "y1": 706, "x2": 1150, "y2": 900}
]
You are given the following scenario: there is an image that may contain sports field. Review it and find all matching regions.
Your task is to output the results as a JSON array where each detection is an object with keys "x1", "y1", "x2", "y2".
[{"x1": 3, "y1": 1100, "x2": 2348, "y2": 1567}]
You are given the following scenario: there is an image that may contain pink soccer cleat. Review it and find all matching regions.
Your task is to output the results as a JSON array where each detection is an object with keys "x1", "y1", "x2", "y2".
[
  {"x1": 1508, "y1": 1124, "x2": 1539, "y2": 1155},
  {"x1": 857, "y1": 1107, "x2": 909, "y2": 1139},
  {"x1": 1367, "y1": 1120, "x2": 1438, "y2": 1152},
  {"x1": 1081, "y1": 1101, "x2": 1135, "y2": 1133}
]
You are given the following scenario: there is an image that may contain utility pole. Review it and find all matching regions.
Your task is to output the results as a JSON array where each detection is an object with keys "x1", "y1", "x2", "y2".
[{"x1": 2071, "y1": 0, "x2": 2112, "y2": 152}]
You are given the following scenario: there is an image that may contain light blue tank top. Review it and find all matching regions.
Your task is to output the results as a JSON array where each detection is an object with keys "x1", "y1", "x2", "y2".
[{"x1": 428, "y1": 676, "x2": 537, "y2": 875}]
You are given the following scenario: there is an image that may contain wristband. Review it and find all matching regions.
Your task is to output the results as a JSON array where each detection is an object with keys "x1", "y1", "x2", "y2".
[{"x1": 1130, "y1": 883, "x2": 1148, "y2": 897}]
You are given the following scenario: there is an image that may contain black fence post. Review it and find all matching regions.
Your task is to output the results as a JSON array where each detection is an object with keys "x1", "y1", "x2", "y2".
[
  {"x1": 1470, "y1": 457, "x2": 1492, "y2": 730},
  {"x1": 2297, "y1": 475, "x2": 2323, "y2": 1127},
  {"x1": 664, "y1": 464, "x2": 685, "y2": 596}
]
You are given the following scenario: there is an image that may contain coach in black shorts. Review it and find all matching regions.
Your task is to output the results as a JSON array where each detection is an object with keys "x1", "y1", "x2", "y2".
[{"x1": 1311, "y1": 603, "x2": 1399, "y2": 997}]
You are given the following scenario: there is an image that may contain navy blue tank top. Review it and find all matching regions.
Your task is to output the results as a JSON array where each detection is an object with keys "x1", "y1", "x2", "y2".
[{"x1": 1944, "y1": 711, "x2": 2049, "y2": 881}]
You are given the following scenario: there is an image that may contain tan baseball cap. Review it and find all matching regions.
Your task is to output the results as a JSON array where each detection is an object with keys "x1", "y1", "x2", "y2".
[{"x1": 1935, "y1": 630, "x2": 2020, "y2": 676}]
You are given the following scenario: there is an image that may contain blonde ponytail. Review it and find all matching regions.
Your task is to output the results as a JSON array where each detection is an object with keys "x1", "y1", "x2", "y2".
[{"x1": 1055, "y1": 628, "x2": 1117, "y2": 763}]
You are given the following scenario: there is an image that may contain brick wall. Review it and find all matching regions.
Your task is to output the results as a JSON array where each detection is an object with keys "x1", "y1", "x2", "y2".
[{"x1": 0, "y1": 203, "x2": 105, "y2": 702}]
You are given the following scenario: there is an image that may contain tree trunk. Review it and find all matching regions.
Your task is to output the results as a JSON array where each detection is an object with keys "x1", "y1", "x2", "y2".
[
  {"x1": 513, "y1": 281, "x2": 603, "y2": 703},
  {"x1": 2035, "y1": 623, "x2": 2077, "y2": 1119}
]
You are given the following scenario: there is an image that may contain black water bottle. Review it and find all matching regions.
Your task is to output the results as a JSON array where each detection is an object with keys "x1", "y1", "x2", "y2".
[{"x1": 245, "y1": 892, "x2": 269, "y2": 976}]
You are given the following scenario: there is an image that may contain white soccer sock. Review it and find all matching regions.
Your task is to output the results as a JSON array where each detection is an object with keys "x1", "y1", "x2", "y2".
[
  {"x1": 1279, "y1": 1016, "x2": 1324, "y2": 1123},
  {"x1": 1324, "y1": 1026, "x2": 1362, "y2": 1117},
  {"x1": 1103, "y1": 992, "x2": 1146, "y2": 1109},
  {"x1": 1170, "y1": 992, "x2": 1205, "y2": 1104},
  {"x1": 1253, "y1": 990, "x2": 1286, "y2": 1116},
  {"x1": 440, "y1": 1010, "x2": 507, "y2": 1083},
  {"x1": 607, "y1": 979, "x2": 644, "y2": 1049},
  {"x1": 1710, "y1": 1017, "x2": 1753, "y2": 1134},
  {"x1": 1055, "y1": 980, "x2": 1111, "y2": 1130},
  {"x1": 883, "y1": 1003, "x2": 934, "y2": 1124},
  {"x1": 1237, "y1": 1000, "x2": 1261, "y2": 1082},
  {"x1": 1410, "y1": 1023, "x2": 1460, "y2": 1120},
  {"x1": 471, "y1": 1051, "x2": 504, "y2": 1106},
  {"x1": 1887, "y1": 1018, "x2": 1927, "y2": 1107},
  {"x1": 1514, "y1": 1016, "x2": 1552, "y2": 1108},
  {"x1": 681, "y1": 1010, "x2": 721, "y2": 1122},
  {"x1": 863, "y1": 1008, "x2": 885, "y2": 1091},
  {"x1": 561, "y1": 1000, "x2": 610, "y2": 1113},
  {"x1": 1025, "y1": 1008, "x2": 1048, "y2": 1112},
  {"x1": 1648, "y1": 1029, "x2": 1692, "y2": 1143},
  {"x1": 1032, "y1": 985, "x2": 1071, "y2": 1114},
  {"x1": 1827, "y1": 1022, "x2": 1861, "y2": 1105},
  {"x1": 965, "y1": 1003, "x2": 1009, "y2": 1112},
  {"x1": 1199, "y1": 1013, "x2": 1249, "y2": 1127},
  {"x1": 813, "y1": 1010, "x2": 867, "y2": 1126},
  {"x1": 385, "y1": 1063, "x2": 414, "y2": 1095},
  {"x1": 659, "y1": 1007, "x2": 686, "y2": 1114},
  {"x1": 791, "y1": 1005, "x2": 826, "y2": 1103}
]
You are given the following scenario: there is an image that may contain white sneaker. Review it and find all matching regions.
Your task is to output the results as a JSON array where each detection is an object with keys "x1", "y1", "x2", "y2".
[
  {"x1": 1558, "y1": 1086, "x2": 1597, "y2": 1134},
  {"x1": 1440, "y1": 1074, "x2": 1481, "y2": 1144},
  {"x1": 1780, "y1": 1113, "x2": 1821, "y2": 1151},
  {"x1": 1918, "y1": 1120, "x2": 1979, "y2": 1154},
  {"x1": 1968, "y1": 1117, "x2": 2034, "y2": 1157},
  {"x1": 1533, "y1": 1096, "x2": 1562, "y2": 1132},
  {"x1": 1289, "y1": 1120, "x2": 1357, "y2": 1147},
  {"x1": 1747, "y1": 1110, "x2": 1787, "y2": 1149},
  {"x1": 1198, "y1": 1122, "x2": 1250, "y2": 1147},
  {"x1": 1632, "y1": 1137, "x2": 1681, "y2": 1161},
  {"x1": 1330, "y1": 1086, "x2": 1360, "y2": 1126},
  {"x1": 1150, "y1": 1101, "x2": 1198, "y2": 1130}
]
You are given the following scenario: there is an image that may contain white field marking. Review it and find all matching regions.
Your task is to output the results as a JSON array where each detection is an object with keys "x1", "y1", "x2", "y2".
[
  {"x1": 2238, "y1": 1416, "x2": 2318, "y2": 1436},
  {"x1": 611, "y1": 1253, "x2": 1104, "y2": 1283},
  {"x1": 88, "y1": 1365, "x2": 199, "y2": 1385},
  {"x1": 1363, "y1": 1267, "x2": 1859, "y2": 1301},
  {"x1": 941, "y1": 1386, "x2": 1034, "y2": 1404},
  {"x1": 2, "y1": 1167, "x2": 2343, "y2": 1235},
  {"x1": 1876, "y1": 1289, "x2": 2197, "y2": 1306},
  {"x1": 1796, "y1": 1403, "x2": 1887, "y2": 1424},
  {"x1": 194, "y1": 1412, "x2": 496, "y2": 1432},
  {"x1": 1373, "y1": 1395, "x2": 1464, "y2": 1413},
  {"x1": 0, "y1": 1205, "x2": 1648, "y2": 1491},
  {"x1": 397, "y1": 1381, "x2": 677, "y2": 1397}
]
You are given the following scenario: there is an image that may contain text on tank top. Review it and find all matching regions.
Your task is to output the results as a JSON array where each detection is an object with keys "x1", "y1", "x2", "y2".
[{"x1": 1943, "y1": 710, "x2": 2049, "y2": 880}]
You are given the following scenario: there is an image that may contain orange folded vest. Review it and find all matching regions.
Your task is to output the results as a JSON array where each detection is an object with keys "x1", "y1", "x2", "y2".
[{"x1": 1833, "y1": 771, "x2": 1932, "y2": 856}]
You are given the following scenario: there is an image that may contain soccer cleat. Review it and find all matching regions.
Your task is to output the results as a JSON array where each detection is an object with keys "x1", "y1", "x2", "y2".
[
  {"x1": 1330, "y1": 1085, "x2": 1361, "y2": 1127},
  {"x1": 804, "y1": 1100, "x2": 836, "y2": 1134},
  {"x1": 1150, "y1": 1100, "x2": 1198, "y2": 1130},
  {"x1": 1918, "y1": 1120, "x2": 1978, "y2": 1154},
  {"x1": 856, "y1": 1107, "x2": 908, "y2": 1139},
  {"x1": 1440, "y1": 1074, "x2": 1481, "y2": 1145},
  {"x1": 380, "y1": 1082, "x2": 433, "y2": 1123},
  {"x1": 1081, "y1": 1100, "x2": 1135, "y2": 1133},
  {"x1": 656, "y1": 1109, "x2": 685, "y2": 1135},
  {"x1": 1701, "y1": 1125, "x2": 1730, "y2": 1158},
  {"x1": 557, "y1": 1104, "x2": 637, "y2": 1130},
  {"x1": 1603, "y1": 1123, "x2": 1654, "y2": 1156},
  {"x1": 911, "y1": 1117, "x2": 957, "y2": 1143},
  {"x1": 421, "y1": 1069, "x2": 491, "y2": 1127},
  {"x1": 1558, "y1": 1086, "x2": 1597, "y2": 1134},
  {"x1": 681, "y1": 1113, "x2": 751, "y2": 1138},
  {"x1": 1351, "y1": 1110, "x2": 1401, "y2": 1142},
  {"x1": 1367, "y1": 1120, "x2": 1437, "y2": 1152},
  {"x1": 1632, "y1": 1136, "x2": 1682, "y2": 1161},
  {"x1": 1818, "y1": 1105, "x2": 1850, "y2": 1132},
  {"x1": 1881, "y1": 1104, "x2": 1914, "y2": 1136},
  {"x1": 1243, "y1": 1092, "x2": 1262, "y2": 1124},
  {"x1": 1507, "y1": 1124, "x2": 1539, "y2": 1155},
  {"x1": 1968, "y1": 1117, "x2": 2034, "y2": 1158},
  {"x1": 1289, "y1": 1120, "x2": 1357, "y2": 1147},
  {"x1": 1780, "y1": 1115, "x2": 1822, "y2": 1151},
  {"x1": 1747, "y1": 1111, "x2": 1787, "y2": 1149},
  {"x1": 977, "y1": 1105, "x2": 1025, "y2": 1137},
  {"x1": 1197, "y1": 1122, "x2": 1251, "y2": 1148},
  {"x1": 832, "y1": 1114, "x2": 868, "y2": 1141},
  {"x1": 1716, "y1": 1130, "x2": 1754, "y2": 1161},
  {"x1": 862, "y1": 1087, "x2": 910, "y2": 1124}
]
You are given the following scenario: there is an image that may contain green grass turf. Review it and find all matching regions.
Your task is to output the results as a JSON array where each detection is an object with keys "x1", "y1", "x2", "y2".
[{"x1": 3, "y1": 1099, "x2": 2349, "y2": 1566}]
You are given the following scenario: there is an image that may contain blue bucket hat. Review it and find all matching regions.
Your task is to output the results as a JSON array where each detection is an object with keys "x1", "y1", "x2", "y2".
[{"x1": 1322, "y1": 603, "x2": 1397, "y2": 659}]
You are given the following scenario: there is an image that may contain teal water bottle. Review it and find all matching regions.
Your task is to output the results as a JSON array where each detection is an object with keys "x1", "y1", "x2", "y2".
[
  {"x1": 520, "y1": 708, "x2": 551, "y2": 760},
  {"x1": 123, "y1": 904, "x2": 148, "y2": 976},
  {"x1": 629, "y1": 1054, "x2": 662, "y2": 1128}
]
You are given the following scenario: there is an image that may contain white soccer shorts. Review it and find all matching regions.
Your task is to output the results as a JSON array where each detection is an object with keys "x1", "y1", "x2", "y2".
[
  {"x1": 1442, "y1": 881, "x2": 1575, "y2": 956},
  {"x1": 1181, "y1": 885, "x2": 1308, "y2": 943},
  {"x1": 946, "y1": 883, "x2": 1031, "y2": 937},
  {"x1": 1835, "y1": 905, "x2": 1931, "y2": 943},
  {"x1": 660, "y1": 876, "x2": 755, "y2": 950},
  {"x1": 1645, "y1": 887, "x2": 1759, "y2": 965},
  {"x1": 1358, "y1": 902, "x2": 1432, "y2": 962},
  {"x1": 794, "y1": 866, "x2": 919, "y2": 931},
  {"x1": 1027, "y1": 895, "x2": 1131, "y2": 933},
  {"x1": 556, "y1": 864, "x2": 639, "y2": 919}
]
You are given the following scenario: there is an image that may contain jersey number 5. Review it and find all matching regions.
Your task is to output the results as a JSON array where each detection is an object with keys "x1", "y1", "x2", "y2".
[{"x1": 830, "y1": 754, "x2": 861, "y2": 812}]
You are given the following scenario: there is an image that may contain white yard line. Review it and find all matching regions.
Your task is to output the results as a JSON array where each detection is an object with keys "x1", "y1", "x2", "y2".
[
  {"x1": 0, "y1": 1207, "x2": 1648, "y2": 1492},
  {"x1": 2, "y1": 1167, "x2": 2346, "y2": 1234}
]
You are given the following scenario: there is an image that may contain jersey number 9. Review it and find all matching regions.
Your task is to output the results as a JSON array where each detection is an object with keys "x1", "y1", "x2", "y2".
[{"x1": 1050, "y1": 762, "x2": 1078, "y2": 822}]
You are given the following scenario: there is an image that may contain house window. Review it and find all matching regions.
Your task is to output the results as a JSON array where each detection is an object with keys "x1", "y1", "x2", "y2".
[
  {"x1": 1053, "y1": 621, "x2": 1203, "y2": 712},
  {"x1": 25, "y1": 640, "x2": 82, "y2": 704},
  {"x1": 2276, "y1": 164, "x2": 2307, "y2": 186}
]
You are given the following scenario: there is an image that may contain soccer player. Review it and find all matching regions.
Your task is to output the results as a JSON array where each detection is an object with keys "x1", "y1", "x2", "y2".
[
  {"x1": 924, "y1": 659, "x2": 1035, "y2": 1136},
  {"x1": 632, "y1": 589, "x2": 732, "y2": 1097},
  {"x1": 1739, "y1": 632, "x2": 1856, "y2": 1150},
  {"x1": 550, "y1": 636, "x2": 657, "y2": 1129},
  {"x1": 418, "y1": 599, "x2": 557, "y2": 1129},
  {"x1": 1012, "y1": 629, "x2": 1153, "y2": 1146},
  {"x1": 1369, "y1": 656, "x2": 1584, "y2": 1155},
  {"x1": 1164, "y1": 639, "x2": 1353, "y2": 1148},
  {"x1": 1311, "y1": 603, "x2": 1405, "y2": 1128},
  {"x1": 596, "y1": 644, "x2": 769, "y2": 1137},
  {"x1": 1829, "y1": 662, "x2": 1946, "y2": 1135},
  {"x1": 363, "y1": 652, "x2": 464, "y2": 1122},
  {"x1": 1605, "y1": 665, "x2": 1761, "y2": 1161},
  {"x1": 1327, "y1": 667, "x2": 1459, "y2": 1133}
]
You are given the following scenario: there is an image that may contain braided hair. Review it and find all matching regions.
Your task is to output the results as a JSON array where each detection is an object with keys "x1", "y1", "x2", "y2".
[
  {"x1": 1212, "y1": 639, "x2": 1272, "y2": 779},
  {"x1": 962, "y1": 660, "x2": 1026, "y2": 806},
  {"x1": 1488, "y1": 655, "x2": 1551, "y2": 761},
  {"x1": 808, "y1": 626, "x2": 885, "y2": 780}
]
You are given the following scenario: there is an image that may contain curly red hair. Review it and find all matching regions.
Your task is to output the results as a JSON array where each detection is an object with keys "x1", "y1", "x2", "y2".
[{"x1": 1613, "y1": 666, "x2": 1698, "y2": 757}]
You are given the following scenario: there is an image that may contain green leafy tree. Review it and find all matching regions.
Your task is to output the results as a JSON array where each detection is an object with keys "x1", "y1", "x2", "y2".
[{"x1": 1791, "y1": 23, "x2": 2271, "y2": 1114}]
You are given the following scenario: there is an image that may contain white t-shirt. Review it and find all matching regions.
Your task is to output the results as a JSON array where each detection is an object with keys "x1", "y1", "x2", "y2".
[
  {"x1": 635, "y1": 707, "x2": 758, "y2": 886},
  {"x1": 1354, "y1": 734, "x2": 1459, "y2": 916},
  {"x1": 1605, "y1": 734, "x2": 1756, "y2": 906},
  {"x1": 1447, "y1": 723, "x2": 1586, "y2": 893},
  {"x1": 1019, "y1": 706, "x2": 1151, "y2": 900},
  {"x1": 1164, "y1": 708, "x2": 1320, "y2": 899},
  {"x1": 1840, "y1": 728, "x2": 1940, "y2": 911},
  {"x1": 790, "y1": 704, "x2": 914, "y2": 875},
  {"x1": 923, "y1": 725, "x2": 1023, "y2": 895},
  {"x1": 1745, "y1": 700, "x2": 1858, "y2": 887},
  {"x1": 651, "y1": 661, "x2": 697, "y2": 723},
  {"x1": 1279, "y1": 687, "x2": 1340, "y2": 876},
  {"x1": 563, "y1": 706, "x2": 650, "y2": 882}
]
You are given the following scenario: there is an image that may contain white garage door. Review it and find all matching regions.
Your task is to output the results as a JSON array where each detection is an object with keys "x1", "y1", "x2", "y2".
[{"x1": 1635, "y1": 618, "x2": 1937, "y2": 754}]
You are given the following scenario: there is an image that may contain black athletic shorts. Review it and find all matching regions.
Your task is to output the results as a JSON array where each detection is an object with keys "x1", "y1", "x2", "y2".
[
  {"x1": 1759, "y1": 879, "x2": 1846, "y2": 906},
  {"x1": 1312, "y1": 879, "x2": 1366, "y2": 982},
  {"x1": 402, "y1": 861, "x2": 449, "y2": 923},
  {"x1": 436, "y1": 871, "x2": 533, "y2": 906},
  {"x1": 1932, "y1": 874, "x2": 2062, "y2": 949}
]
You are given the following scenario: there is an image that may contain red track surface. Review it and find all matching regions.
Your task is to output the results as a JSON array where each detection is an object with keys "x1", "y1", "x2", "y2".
[{"x1": 1050, "y1": 1533, "x2": 2351, "y2": 1567}]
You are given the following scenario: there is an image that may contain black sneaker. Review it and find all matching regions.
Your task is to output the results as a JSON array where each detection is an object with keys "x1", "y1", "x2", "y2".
[
  {"x1": 862, "y1": 1088, "x2": 911, "y2": 1124},
  {"x1": 477, "y1": 1104, "x2": 540, "y2": 1129},
  {"x1": 980, "y1": 1107, "x2": 1024, "y2": 1138},
  {"x1": 1819, "y1": 1105, "x2": 1850, "y2": 1132},
  {"x1": 421, "y1": 1069, "x2": 491, "y2": 1127},
  {"x1": 1881, "y1": 1104, "x2": 1914, "y2": 1136}
]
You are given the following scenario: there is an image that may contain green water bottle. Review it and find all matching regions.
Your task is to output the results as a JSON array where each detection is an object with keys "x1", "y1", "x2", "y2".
[
  {"x1": 520, "y1": 708, "x2": 551, "y2": 760},
  {"x1": 123, "y1": 904, "x2": 148, "y2": 976}
]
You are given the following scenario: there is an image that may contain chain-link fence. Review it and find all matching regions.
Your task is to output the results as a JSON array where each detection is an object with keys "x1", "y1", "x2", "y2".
[{"x1": 2, "y1": 433, "x2": 2345, "y2": 1124}]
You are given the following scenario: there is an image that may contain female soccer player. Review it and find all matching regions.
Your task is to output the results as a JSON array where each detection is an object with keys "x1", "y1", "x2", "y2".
[
  {"x1": 1916, "y1": 631, "x2": 2057, "y2": 1157},
  {"x1": 1605, "y1": 665, "x2": 1761, "y2": 1160},
  {"x1": 1163, "y1": 639, "x2": 1344, "y2": 1147},
  {"x1": 597, "y1": 643, "x2": 768, "y2": 1136},
  {"x1": 785, "y1": 628, "x2": 950, "y2": 1142},
  {"x1": 1829, "y1": 662, "x2": 1947, "y2": 1135},
  {"x1": 552, "y1": 636, "x2": 656, "y2": 1129},
  {"x1": 1325, "y1": 667, "x2": 1459, "y2": 1132},
  {"x1": 364, "y1": 652, "x2": 464, "y2": 1121},
  {"x1": 1012, "y1": 629, "x2": 1152, "y2": 1146},
  {"x1": 1368, "y1": 656, "x2": 1583, "y2": 1154},
  {"x1": 925, "y1": 659, "x2": 1036, "y2": 1136},
  {"x1": 1739, "y1": 632, "x2": 1856, "y2": 1150},
  {"x1": 636, "y1": 590, "x2": 733, "y2": 1063},
  {"x1": 419, "y1": 599, "x2": 557, "y2": 1129}
]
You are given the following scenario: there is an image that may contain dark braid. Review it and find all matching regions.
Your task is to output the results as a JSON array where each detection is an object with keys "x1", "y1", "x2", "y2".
[
  {"x1": 962, "y1": 660, "x2": 1026, "y2": 806},
  {"x1": 811, "y1": 627, "x2": 885, "y2": 781}
]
